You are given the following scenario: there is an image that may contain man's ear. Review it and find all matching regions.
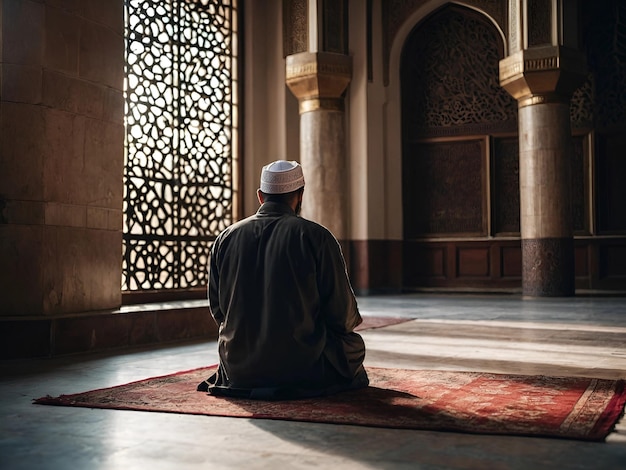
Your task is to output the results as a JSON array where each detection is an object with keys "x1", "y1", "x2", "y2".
[{"x1": 257, "y1": 189, "x2": 264, "y2": 205}]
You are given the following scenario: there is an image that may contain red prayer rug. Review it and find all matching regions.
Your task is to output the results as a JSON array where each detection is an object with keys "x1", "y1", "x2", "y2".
[
  {"x1": 34, "y1": 366, "x2": 626, "y2": 441},
  {"x1": 356, "y1": 315, "x2": 412, "y2": 330}
]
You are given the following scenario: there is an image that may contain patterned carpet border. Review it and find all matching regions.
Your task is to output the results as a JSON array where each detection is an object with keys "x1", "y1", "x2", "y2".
[{"x1": 34, "y1": 366, "x2": 626, "y2": 442}]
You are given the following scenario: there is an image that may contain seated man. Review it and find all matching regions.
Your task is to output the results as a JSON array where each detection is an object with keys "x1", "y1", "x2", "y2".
[{"x1": 198, "y1": 160, "x2": 368, "y2": 399}]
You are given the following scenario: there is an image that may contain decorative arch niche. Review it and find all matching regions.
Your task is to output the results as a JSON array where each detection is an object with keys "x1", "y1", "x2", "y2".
[
  {"x1": 401, "y1": 4, "x2": 517, "y2": 240},
  {"x1": 398, "y1": 4, "x2": 523, "y2": 290}
]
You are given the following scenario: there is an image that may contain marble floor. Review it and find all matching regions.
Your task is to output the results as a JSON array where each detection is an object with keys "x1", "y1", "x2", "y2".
[{"x1": 1, "y1": 294, "x2": 625, "y2": 470}]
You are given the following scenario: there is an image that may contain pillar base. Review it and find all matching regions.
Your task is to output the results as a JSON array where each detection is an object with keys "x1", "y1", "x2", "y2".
[{"x1": 521, "y1": 237, "x2": 575, "y2": 297}]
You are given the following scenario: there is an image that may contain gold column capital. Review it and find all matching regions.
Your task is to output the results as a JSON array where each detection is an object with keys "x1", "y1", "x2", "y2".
[
  {"x1": 286, "y1": 52, "x2": 352, "y2": 113},
  {"x1": 499, "y1": 45, "x2": 587, "y2": 107}
]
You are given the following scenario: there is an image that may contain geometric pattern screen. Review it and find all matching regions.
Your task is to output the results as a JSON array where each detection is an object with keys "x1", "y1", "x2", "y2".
[{"x1": 123, "y1": 0, "x2": 238, "y2": 291}]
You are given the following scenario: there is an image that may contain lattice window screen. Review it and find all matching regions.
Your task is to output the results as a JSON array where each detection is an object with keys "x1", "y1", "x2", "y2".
[{"x1": 123, "y1": 0, "x2": 238, "y2": 291}]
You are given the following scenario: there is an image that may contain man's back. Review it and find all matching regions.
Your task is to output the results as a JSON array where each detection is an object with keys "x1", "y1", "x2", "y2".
[{"x1": 208, "y1": 201, "x2": 366, "y2": 393}]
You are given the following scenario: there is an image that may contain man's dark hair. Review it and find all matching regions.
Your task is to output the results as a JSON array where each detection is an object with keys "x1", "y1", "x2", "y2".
[{"x1": 260, "y1": 187, "x2": 303, "y2": 205}]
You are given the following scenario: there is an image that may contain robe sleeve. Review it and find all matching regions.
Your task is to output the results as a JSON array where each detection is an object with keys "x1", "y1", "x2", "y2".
[
  {"x1": 208, "y1": 238, "x2": 224, "y2": 325},
  {"x1": 316, "y1": 232, "x2": 362, "y2": 333}
]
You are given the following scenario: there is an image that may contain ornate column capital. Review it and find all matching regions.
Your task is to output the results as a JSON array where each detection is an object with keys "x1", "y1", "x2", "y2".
[
  {"x1": 286, "y1": 52, "x2": 352, "y2": 113},
  {"x1": 499, "y1": 45, "x2": 587, "y2": 108}
]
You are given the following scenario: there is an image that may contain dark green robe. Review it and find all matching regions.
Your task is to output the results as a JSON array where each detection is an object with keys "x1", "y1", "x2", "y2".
[{"x1": 198, "y1": 201, "x2": 368, "y2": 399}]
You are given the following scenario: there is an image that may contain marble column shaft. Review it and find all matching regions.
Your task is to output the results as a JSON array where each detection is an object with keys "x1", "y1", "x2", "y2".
[
  {"x1": 500, "y1": 46, "x2": 586, "y2": 296},
  {"x1": 286, "y1": 52, "x2": 352, "y2": 239},
  {"x1": 518, "y1": 100, "x2": 575, "y2": 296},
  {"x1": 300, "y1": 109, "x2": 346, "y2": 238}
]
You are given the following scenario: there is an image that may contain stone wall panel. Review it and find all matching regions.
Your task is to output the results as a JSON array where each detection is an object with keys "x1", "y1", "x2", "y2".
[
  {"x1": 81, "y1": 0, "x2": 124, "y2": 35},
  {"x1": 83, "y1": 118, "x2": 124, "y2": 208},
  {"x1": 43, "y1": 4, "x2": 80, "y2": 74},
  {"x1": 42, "y1": 108, "x2": 85, "y2": 204},
  {"x1": 103, "y1": 88, "x2": 124, "y2": 124},
  {"x1": 41, "y1": 226, "x2": 121, "y2": 315},
  {"x1": 79, "y1": 20, "x2": 124, "y2": 88},
  {"x1": 2, "y1": 200, "x2": 45, "y2": 225},
  {"x1": 1, "y1": 64, "x2": 43, "y2": 104},
  {"x1": 42, "y1": 70, "x2": 105, "y2": 118},
  {"x1": 44, "y1": 0, "x2": 80, "y2": 13},
  {"x1": 0, "y1": 102, "x2": 45, "y2": 200},
  {"x1": 2, "y1": 0, "x2": 44, "y2": 65},
  {"x1": 0, "y1": 225, "x2": 44, "y2": 316},
  {"x1": 1, "y1": 0, "x2": 124, "y2": 317}
]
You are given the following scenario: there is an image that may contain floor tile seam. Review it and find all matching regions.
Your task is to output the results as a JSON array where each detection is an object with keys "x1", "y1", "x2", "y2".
[
  {"x1": 361, "y1": 340, "x2": 626, "y2": 359},
  {"x1": 361, "y1": 355, "x2": 626, "y2": 379},
  {"x1": 395, "y1": 318, "x2": 626, "y2": 333}
]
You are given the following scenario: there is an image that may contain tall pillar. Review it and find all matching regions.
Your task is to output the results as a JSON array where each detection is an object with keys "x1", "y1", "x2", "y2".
[
  {"x1": 500, "y1": 1, "x2": 586, "y2": 296},
  {"x1": 285, "y1": 52, "x2": 351, "y2": 238},
  {"x1": 0, "y1": 1, "x2": 124, "y2": 315},
  {"x1": 283, "y1": 0, "x2": 351, "y2": 239}
]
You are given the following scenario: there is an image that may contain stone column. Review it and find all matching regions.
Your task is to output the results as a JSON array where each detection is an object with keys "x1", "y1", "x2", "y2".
[
  {"x1": 285, "y1": 52, "x2": 352, "y2": 239},
  {"x1": 0, "y1": 1, "x2": 124, "y2": 315},
  {"x1": 500, "y1": 45, "x2": 586, "y2": 296},
  {"x1": 499, "y1": 0, "x2": 587, "y2": 297}
]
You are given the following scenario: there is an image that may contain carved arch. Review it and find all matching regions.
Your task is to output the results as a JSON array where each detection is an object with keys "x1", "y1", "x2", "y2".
[{"x1": 383, "y1": 1, "x2": 508, "y2": 239}]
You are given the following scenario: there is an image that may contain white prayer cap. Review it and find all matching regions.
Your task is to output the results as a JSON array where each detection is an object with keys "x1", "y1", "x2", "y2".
[{"x1": 259, "y1": 160, "x2": 305, "y2": 194}]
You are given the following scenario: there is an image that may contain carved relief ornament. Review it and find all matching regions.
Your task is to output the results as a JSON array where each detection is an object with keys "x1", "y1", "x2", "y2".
[
  {"x1": 499, "y1": 45, "x2": 587, "y2": 107},
  {"x1": 286, "y1": 52, "x2": 352, "y2": 113}
]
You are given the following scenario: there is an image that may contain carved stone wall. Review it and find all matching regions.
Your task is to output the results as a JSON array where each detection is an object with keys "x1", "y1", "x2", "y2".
[
  {"x1": 597, "y1": 134, "x2": 626, "y2": 232},
  {"x1": 402, "y1": 5, "x2": 512, "y2": 241},
  {"x1": 527, "y1": 0, "x2": 552, "y2": 47},
  {"x1": 571, "y1": 135, "x2": 587, "y2": 233},
  {"x1": 571, "y1": 2, "x2": 626, "y2": 130},
  {"x1": 322, "y1": 0, "x2": 348, "y2": 54},
  {"x1": 403, "y1": 140, "x2": 485, "y2": 237},
  {"x1": 570, "y1": 77, "x2": 594, "y2": 129},
  {"x1": 383, "y1": 0, "x2": 507, "y2": 85},
  {"x1": 581, "y1": 1, "x2": 626, "y2": 233},
  {"x1": 401, "y1": 5, "x2": 517, "y2": 138},
  {"x1": 493, "y1": 138, "x2": 520, "y2": 235},
  {"x1": 283, "y1": 0, "x2": 308, "y2": 57},
  {"x1": 583, "y1": 1, "x2": 626, "y2": 129},
  {"x1": 389, "y1": 1, "x2": 626, "y2": 292}
]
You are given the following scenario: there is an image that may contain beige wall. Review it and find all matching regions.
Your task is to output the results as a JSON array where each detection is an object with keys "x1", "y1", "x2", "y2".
[
  {"x1": 347, "y1": 0, "x2": 390, "y2": 241},
  {"x1": 242, "y1": 0, "x2": 299, "y2": 218}
]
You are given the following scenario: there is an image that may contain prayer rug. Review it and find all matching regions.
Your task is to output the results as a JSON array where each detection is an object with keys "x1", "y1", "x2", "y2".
[
  {"x1": 356, "y1": 315, "x2": 412, "y2": 330},
  {"x1": 34, "y1": 366, "x2": 626, "y2": 442}
]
